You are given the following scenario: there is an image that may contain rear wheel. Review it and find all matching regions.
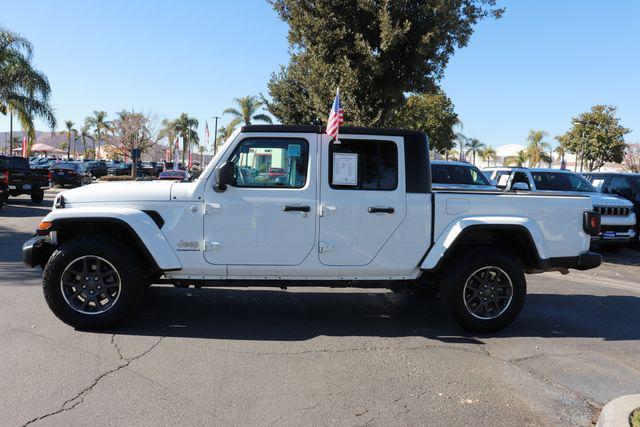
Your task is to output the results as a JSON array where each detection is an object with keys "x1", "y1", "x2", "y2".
[
  {"x1": 439, "y1": 248, "x2": 526, "y2": 333},
  {"x1": 42, "y1": 236, "x2": 144, "y2": 329},
  {"x1": 31, "y1": 192, "x2": 44, "y2": 204}
]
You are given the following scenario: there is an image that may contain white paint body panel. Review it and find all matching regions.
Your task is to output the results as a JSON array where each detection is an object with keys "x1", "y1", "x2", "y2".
[{"x1": 422, "y1": 192, "x2": 592, "y2": 270}]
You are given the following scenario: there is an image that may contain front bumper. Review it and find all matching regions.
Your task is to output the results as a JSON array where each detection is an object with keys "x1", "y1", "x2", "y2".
[{"x1": 22, "y1": 236, "x2": 53, "y2": 268}]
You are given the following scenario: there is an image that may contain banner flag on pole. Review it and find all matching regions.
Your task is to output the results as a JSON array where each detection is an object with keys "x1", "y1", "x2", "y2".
[
  {"x1": 22, "y1": 135, "x2": 28, "y2": 158},
  {"x1": 173, "y1": 137, "x2": 180, "y2": 170}
]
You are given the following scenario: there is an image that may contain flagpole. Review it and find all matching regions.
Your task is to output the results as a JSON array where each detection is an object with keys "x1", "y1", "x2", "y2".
[{"x1": 334, "y1": 87, "x2": 340, "y2": 144}]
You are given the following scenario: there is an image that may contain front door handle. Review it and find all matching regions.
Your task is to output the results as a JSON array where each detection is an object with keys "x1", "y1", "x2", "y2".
[
  {"x1": 283, "y1": 205, "x2": 311, "y2": 213},
  {"x1": 368, "y1": 207, "x2": 395, "y2": 214}
]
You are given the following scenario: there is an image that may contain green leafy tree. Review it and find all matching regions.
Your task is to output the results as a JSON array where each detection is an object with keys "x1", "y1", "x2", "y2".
[
  {"x1": 84, "y1": 111, "x2": 108, "y2": 159},
  {"x1": 526, "y1": 130, "x2": 551, "y2": 167},
  {"x1": 464, "y1": 137, "x2": 486, "y2": 166},
  {"x1": 172, "y1": 113, "x2": 199, "y2": 164},
  {"x1": 266, "y1": 0, "x2": 503, "y2": 125},
  {"x1": 395, "y1": 91, "x2": 458, "y2": 153},
  {"x1": 559, "y1": 105, "x2": 630, "y2": 172},
  {"x1": 223, "y1": 95, "x2": 272, "y2": 125},
  {"x1": 0, "y1": 27, "x2": 56, "y2": 148},
  {"x1": 481, "y1": 146, "x2": 496, "y2": 167}
]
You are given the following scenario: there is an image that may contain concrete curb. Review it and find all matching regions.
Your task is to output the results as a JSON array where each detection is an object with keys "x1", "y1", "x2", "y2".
[{"x1": 597, "y1": 394, "x2": 640, "y2": 427}]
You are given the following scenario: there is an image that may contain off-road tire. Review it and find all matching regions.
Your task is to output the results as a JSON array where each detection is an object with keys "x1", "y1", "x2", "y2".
[
  {"x1": 31, "y1": 192, "x2": 44, "y2": 204},
  {"x1": 43, "y1": 236, "x2": 144, "y2": 329},
  {"x1": 439, "y1": 248, "x2": 526, "y2": 333}
]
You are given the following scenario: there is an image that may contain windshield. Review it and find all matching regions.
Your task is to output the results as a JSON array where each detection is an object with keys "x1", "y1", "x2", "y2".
[
  {"x1": 431, "y1": 164, "x2": 492, "y2": 186},
  {"x1": 531, "y1": 171, "x2": 595, "y2": 192}
]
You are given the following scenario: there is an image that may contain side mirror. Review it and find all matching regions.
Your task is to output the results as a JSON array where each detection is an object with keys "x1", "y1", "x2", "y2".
[
  {"x1": 214, "y1": 161, "x2": 235, "y2": 193},
  {"x1": 511, "y1": 182, "x2": 531, "y2": 191}
]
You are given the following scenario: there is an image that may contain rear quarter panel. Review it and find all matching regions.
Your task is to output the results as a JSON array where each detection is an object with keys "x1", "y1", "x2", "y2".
[{"x1": 422, "y1": 192, "x2": 592, "y2": 270}]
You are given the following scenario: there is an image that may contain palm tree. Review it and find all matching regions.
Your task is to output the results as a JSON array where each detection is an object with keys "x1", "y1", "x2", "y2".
[
  {"x1": 455, "y1": 133, "x2": 468, "y2": 162},
  {"x1": 172, "y1": 113, "x2": 199, "y2": 164},
  {"x1": 79, "y1": 124, "x2": 93, "y2": 158},
  {"x1": 196, "y1": 144, "x2": 206, "y2": 167},
  {"x1": 526, "y1": 130, "x2": 551, "y2": 167},
  {"x1": 62, "y1": 120, "x2": 77, "y2": 159},
  {"x1": 481, "y1": 146, "x2": 497, "y2": 167},
  {"x1": 465, "y1": 138, "x2": 486, "y2": 166},
  {"x1": 215, "y1": 117, "x2": 241, "y2": 151},
  {"x1": 505, "y1": 150, "x2": 529, "y2": 167},
  {"x1": 554, "y1": 136, "x2": 568, "y2": 167},
  {"x1": 223, "y1": 95, "x2": 272, "y2": 125},
  {"x1": 84, "y1": 111, "x2": 108, "y2": 159},
  {"x1": 0, "y1": 28, "x2": 56, "y2": 150}
]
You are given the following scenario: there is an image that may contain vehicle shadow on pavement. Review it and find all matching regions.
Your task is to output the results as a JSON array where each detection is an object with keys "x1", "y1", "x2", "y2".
[
  {"x1": 592, "y1": 244, "x2": 640, "y2": 266},
  {"x1": 0, "y1": 201, "x2": 52, "y2": 218},
  {"x1": 0, "y1": 226, "x2": 36, "y2": 264},
  {"x1": 103, "y1": 287, "x2": 640, "y2": 342}
]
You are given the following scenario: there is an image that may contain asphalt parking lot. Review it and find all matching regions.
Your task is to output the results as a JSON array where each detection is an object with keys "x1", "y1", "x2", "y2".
[{"x1": 1, "y1": 190, "x2": 639, "y2": 426}]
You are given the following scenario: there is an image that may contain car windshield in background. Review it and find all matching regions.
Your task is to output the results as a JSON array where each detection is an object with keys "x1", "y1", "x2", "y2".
[
  {"x1": 51, "y1": 163, "x2": 78, "y2": 170},
  {"x1": 159, "y1": 171, "x2": 187, "y2": 179},
  {"x1": 531, "y1": 172, "x2": 595, "y2": 192},
  {"x1": 432, "y1": 164, "x2": 492, "y2": 186}
]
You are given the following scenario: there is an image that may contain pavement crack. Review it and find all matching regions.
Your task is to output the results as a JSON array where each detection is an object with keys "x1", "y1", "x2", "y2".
[
  {"x1": 21, "y1": 336, "x2": 164, "y2": 426},
  {"x1": 111, "y1": 334, "x2": 124, "y2": 360}
]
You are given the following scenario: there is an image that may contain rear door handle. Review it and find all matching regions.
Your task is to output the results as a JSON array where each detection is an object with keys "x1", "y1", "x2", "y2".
[
  {"x1": 368, "y1": 207, "x2": 395, "y2": 214},
  {"x1": 283, "y1": 205, "x2": 311, "y2": 213}
]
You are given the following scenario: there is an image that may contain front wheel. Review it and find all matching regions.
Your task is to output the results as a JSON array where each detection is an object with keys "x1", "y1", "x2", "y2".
[
  {"x1": 42, "y1": 236, "x2": 144, "y2": 329},
  {"x1": 439, "y1": 248, "x2": 526, "y2": 333}
]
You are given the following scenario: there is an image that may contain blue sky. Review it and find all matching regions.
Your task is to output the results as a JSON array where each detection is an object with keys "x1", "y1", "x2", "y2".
[{"x1": 1, "y1": 0, "x2": 638, "y2": 150}]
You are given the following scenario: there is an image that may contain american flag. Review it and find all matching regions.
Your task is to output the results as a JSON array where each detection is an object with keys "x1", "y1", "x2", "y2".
[
  {"x1": 205, "y1": 121, "x2": 210, "y2": 144},
  {"x1": 326, "y1": 88, "x2": 344, "y2": 140}
]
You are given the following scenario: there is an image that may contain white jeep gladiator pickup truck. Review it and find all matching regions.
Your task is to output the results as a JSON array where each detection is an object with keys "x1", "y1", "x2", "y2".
[{"x1": 23, "y1": 126, "x2": 602, "y2": 333}]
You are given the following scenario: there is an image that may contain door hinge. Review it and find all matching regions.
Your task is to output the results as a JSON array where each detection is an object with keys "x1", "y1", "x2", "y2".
[
  {"x1": 319, "y1": 204, "x2": 336, "y2": 217},
  {"x1": 205, "y1": 241, "x2": 221, "y2": 251},
  {"x1": 204, "y1": 203, "x2": 221, "y2": 214},
  {"x1": 319, "y1": 241, "x2": 335, "y2": 253}
]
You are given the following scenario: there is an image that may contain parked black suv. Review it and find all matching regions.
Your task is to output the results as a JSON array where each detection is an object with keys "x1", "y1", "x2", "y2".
[
  {"x1": 583, "y1": 172, "x2": 640, "y2": 242},
  {"x1": 84, "y1": 160, "x2": 108, "y2": 178}
]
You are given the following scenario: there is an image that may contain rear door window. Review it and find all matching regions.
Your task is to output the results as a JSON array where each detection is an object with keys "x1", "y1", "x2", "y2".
[{"x1": 328, "y1": 139, "x2": 398, "y2": 190}]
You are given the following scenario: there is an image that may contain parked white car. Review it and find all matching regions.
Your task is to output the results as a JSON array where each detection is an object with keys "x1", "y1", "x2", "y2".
[
  {"x1": 24, "y1": 126, "x2": 601, "y2": 333},
  {"x1": 484, "y1": 167, "x2": 636, "y2": 242}
]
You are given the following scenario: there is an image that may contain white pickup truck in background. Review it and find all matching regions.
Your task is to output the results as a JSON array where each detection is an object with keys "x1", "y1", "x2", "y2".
[
  {"x1": 24, "y1": 126, "x2": 602, "y2": 333},
  {"x1": 484, "y1": 167, "x2": 636, "y2": 243}
]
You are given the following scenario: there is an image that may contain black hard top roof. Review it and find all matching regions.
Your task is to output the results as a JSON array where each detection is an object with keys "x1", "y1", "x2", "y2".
[{"x1": 240, "y1": 125, "x2": 423, "y2": 137}]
